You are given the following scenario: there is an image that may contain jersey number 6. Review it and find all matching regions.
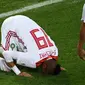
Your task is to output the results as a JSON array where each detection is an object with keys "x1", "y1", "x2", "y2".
[{"x1": 30, "y1": 28, "x2": 54, "y2": 50}]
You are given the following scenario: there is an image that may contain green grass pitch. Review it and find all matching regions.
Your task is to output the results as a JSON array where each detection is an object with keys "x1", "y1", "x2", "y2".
[{"x1": 0, "y1": 0, "x2": 85, "y2": 85}]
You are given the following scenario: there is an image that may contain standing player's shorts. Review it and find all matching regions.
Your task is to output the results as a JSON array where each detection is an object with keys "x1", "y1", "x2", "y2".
[{"x1": 81, "y1": 4, "x2": 85, "y2": 22}]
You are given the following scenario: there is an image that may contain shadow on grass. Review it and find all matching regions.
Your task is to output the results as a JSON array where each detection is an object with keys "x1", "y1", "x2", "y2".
[
  {"x1": 0, "y1": 67, "x2": 71, "y2": 85},
  {"x1": 19, "y1": 67, "x2": 71, "y2": 85}
]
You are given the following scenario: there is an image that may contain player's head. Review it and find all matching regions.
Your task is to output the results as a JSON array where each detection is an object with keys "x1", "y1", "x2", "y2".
[{"x1": 42, "y1": 59, "x2": 61, "y2": 75}]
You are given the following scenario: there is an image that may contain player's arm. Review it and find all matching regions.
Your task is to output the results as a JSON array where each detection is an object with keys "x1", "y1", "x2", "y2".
[
  {"x1": 5, "y1": 58, "x2": 32, "y2": 77},
  {"x1": 6, "y1": 61, "x2": 32, "y2": 77},
  {"x1": 77, "y1": 21, "x2": 85, "y2": 60},
  {"x1": 2, "y1": 51, "x2": 32, "y2": 77}
]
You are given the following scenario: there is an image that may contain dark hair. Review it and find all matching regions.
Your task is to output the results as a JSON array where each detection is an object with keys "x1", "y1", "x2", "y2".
[
  {"x1": 42, "y1": 59, "x2": 61, "y2": 75},
  {"x1": 54, "y1": 64, "x2": 61, "y2": 75}
]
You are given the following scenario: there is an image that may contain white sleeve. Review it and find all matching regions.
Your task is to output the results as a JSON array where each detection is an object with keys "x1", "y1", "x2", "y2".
[
  {"x1": 2, "y1": 51, "x2": 13, "y2": 62},
  {"x1": 81, "y1": 4, "x2": 85, "y2": 22},
  {"x1": 2, "y1": 51, "x2": 18, "y2": 62}
]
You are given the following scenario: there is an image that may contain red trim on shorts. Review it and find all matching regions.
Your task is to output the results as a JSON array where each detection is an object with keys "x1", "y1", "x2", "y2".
[
  {"x1": 36, "y1": 56, "x2": 58, "y2": 67},
  {"x1": 1, "y1": 30, "x2": 24, "y2": 50}
]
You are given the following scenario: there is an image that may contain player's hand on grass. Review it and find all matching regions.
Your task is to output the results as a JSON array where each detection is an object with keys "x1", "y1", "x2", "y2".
[{"x1": 19, "y1": 72, "x2": 33, "y2": 78}]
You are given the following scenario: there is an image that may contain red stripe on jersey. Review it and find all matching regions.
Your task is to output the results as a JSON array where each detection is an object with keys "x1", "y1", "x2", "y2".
[{"x1": 2, "y1": 30, "x2": 24, "y2": 50}]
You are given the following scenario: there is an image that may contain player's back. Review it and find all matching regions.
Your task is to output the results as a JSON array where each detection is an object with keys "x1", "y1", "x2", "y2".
[
  {"x1": 1, "y1": 15, "x2": 40, "y2": 31},
  {"x1": 1, "y1": 15, "x2": 58, "y2": 67},
  {"x1": 10, "y1": 15, "x2": 43, "y2": 51},
  {"x1": 1, "y1": 15, "x2": 58, "y2": 68},
  {"x1": 1, "y1": 15, "x2": 40, "y2": 51},
  {"x1": 1, "y1": 15, "x2": 41, "y2": 48}
]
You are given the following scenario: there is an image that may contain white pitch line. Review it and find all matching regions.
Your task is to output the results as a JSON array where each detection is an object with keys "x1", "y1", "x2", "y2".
[{"x1": 0, "y1": 0, "x2": 63, "y2": 18}]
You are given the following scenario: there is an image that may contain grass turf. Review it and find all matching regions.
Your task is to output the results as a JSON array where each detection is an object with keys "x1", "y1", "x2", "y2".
[{"x1": 0, "y1": 0, "x2": 85, "y2": 85}]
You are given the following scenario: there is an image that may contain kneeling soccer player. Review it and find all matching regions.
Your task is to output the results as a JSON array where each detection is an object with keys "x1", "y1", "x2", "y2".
[{"x1": 0, "y1": 15, "x2": 65, "y2": 77}]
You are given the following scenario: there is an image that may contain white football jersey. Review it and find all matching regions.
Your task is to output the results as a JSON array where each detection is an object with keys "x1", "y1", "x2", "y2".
[
  {"x1": 81, "y1": 4, "x2": 85, "y2": 22},
  {"x1": 1, "y1": 15, "x2": 58, "y2": 68}
]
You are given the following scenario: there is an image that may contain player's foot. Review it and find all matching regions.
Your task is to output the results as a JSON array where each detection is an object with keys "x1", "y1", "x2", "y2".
[{"x1": 60, "y1": 67, "x2": 66, "y2": 71}]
